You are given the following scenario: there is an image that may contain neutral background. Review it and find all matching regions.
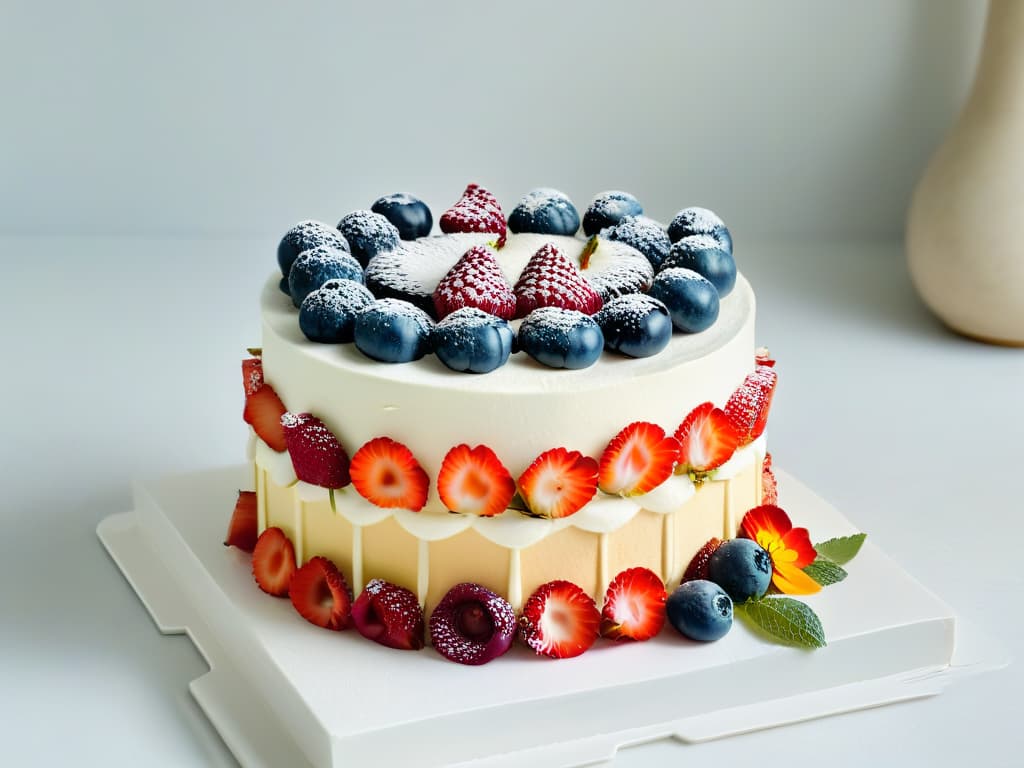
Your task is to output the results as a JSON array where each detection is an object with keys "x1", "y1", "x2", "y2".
[{"x1": 4, "y1": 2, "x2": 1021, "y2": 767}]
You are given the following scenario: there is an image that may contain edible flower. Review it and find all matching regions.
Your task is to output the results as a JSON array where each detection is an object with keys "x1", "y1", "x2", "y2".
[{"x1": 741, "y1": 505, "x2": 821, "y2": 595}]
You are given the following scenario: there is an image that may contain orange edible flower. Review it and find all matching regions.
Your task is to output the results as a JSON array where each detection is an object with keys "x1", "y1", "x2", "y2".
[{"x1": 741, "y1": 505, "x2": 821, "y2": 595}]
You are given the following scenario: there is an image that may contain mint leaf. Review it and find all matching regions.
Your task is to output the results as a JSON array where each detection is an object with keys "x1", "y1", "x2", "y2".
[
  {"x1": 814, "y1": 533, "x2": 866, "y2": 565},
  {"x1": 735, "y1": 597, "x2": 826, "y2": 648},
  {"x1": 803, "y1": 557, "x2": 848, "y2": 586}
]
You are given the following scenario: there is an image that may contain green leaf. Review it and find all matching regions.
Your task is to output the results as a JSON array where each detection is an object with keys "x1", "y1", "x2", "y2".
[
  {"x1": 735, "y1": 597, "x2": 826, "y2": 649},
  {"x1": 814, "y1": 533, "x2": 866, "y2": 565},
  {"x1": 803, "y1": 557, "x2": 848, "y2": 586}
]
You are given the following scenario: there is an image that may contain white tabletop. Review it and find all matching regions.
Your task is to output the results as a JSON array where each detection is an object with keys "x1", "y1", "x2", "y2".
[{"x1": 2, "y1": 237, "x2": 1020, "y2": 766}]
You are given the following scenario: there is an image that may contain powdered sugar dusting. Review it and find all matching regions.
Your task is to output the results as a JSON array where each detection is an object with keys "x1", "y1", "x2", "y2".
[
  {"x1": 671, "y1": 207, "x2": 724, "y2": 234},
  {"x1": 603, "y1": 215, "x2": 671, "y2": 269},
  {"x1": 596, "y1": 293, "x2": 669, "y2": 330}
]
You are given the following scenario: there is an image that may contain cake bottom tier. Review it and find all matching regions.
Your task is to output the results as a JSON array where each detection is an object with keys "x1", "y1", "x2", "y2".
[{"x1": 254, "y1": 457, "x2": 763, "y2": 612}]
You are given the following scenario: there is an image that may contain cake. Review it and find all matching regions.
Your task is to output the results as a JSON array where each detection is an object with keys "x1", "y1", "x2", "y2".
[{"x1": 227, "y1": 184, "x2": 852, "y2": 663}]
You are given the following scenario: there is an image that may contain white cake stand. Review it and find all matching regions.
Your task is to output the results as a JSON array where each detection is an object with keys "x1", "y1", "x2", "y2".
[{"x1": 97, "y1": 466, "x2": 1001, "y2": 768}]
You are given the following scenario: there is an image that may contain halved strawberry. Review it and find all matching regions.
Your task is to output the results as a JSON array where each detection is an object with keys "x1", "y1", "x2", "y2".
[
  {"x1": 519, "y1": 579, "x2": 601, "y2": 659},
  {"x1": 517, "y1": 447, "x2": 599, "y2": 519},
  {"x1": 351, "y1": 578, "x2": 425, "y2": 650},
  {"x1": 724, "y1": 366, "x2": 778, "y2": 446},
  {"x1": 281, "y1": 413, "x2": 350, "y2": 489},
  {"x1": 437, "y1": 444, "x2": 516, "y2": 517},
  {"x1": 244, "y1": 384, "x2": 288, "y2": 452},
  {"x1": 224, "y1": 490, "x2": 258, "y2": 552},
  {"x1": 349, "y1": 437, "x2": 429, "y2": 511},
  {"x1": 513, "y1": 242, "x2": 603, "y2": 318},
  {"x1": 674, "y1": 402, "x2": 740, "y2": 479},
  {"x1": 681, "y1": 537, "x2": 722, "y2": 583},
  {"x1": 252, "y1": 527, "x2": 296, "y2": 597},
  {"x1": 754, "y1": 347, "x2": 776, "y2": 368},
  {"x1": 289, "y1": 556, "x2": 352, "y2": 630},
  {"x1": 432, "y1": 245, "x2": 516, "y2": 320},
  {"x1": 598, "y1": 421, "x2": 679, "y2": 496},
  {"x1": 242, "y1": 357, "x2": 263, "y2": 396},
  {"x1": 439, "y1": 183, "x2": 507, "y2": 247},
  {"x1": 600, "y1": 567, "x2": 667, "y2": 642},
  {"x1": 762, "y1": 452, "x2": 778, "y2": 505}
]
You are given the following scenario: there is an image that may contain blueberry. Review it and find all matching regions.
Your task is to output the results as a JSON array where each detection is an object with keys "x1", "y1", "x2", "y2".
[
  {"x1": 662, "y1": 235, "x2": 736, "y2": 297},
  {"x1": 337, "y1": 210, "x2": 401, "y2": 267},
  {"x1": 298, "y1": 279, "x2": 375, "y2": 343},
  {"x1": 601, "y1": 215, "x2": 672, "y2": 270},
  {"x1": 648, "y1": 268, "x2": 720, "y2": 333},
  {"x1": 431, "y1": 307, "x2": 515, "y2": 374},
  {"x1": 667, "y1": 207, "x2": 732, "y2": 253},
  {"x1": 507, "y1": 188, "x2": 581, "y2": 236},
  {"x1": 594, "y1": 294, "x2": 673, "y2": 358},
  {"x1": 582, "y1": 191, "x2": 643, "y2": 236},
  {"x1": 371, "y1": 193, "x2": 433, "y2": 241},
  {"x1": 666, "y1": 580, "x2": 733, "y2": 642},
  {"x1": 277, "y1": 220, "x2": 350, "y2": 279},
  {"x1": 288, "y1": 246, "x2": 364, "y2": 308},
  {"x1": 353, "y1": 298, "x2": 434, "y2": 363},
  {"x1": 518, "y1": 307, "x2": 604, "y2": 369},
  {"x1": 707, "y1": 539, "x2": 772, "y2": 602},
  {"x1": 279, "y1": 275, "x2": 290, "y2": 295}
]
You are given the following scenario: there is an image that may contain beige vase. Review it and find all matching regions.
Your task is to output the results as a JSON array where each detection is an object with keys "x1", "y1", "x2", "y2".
[{"x1": 907, "y1": 0, "x2": 1024, "y2": 347}]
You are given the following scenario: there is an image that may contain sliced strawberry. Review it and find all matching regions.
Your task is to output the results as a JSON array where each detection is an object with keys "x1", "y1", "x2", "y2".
[
  {"x1": 244, "y1": 384, "x2": 288, "y2": 452},
  {"x1": 600, "y1": 567, "x2": 667, "y2": 642},
  {"x1": 224, "y1": 490, "x2": 258, "y2": 552},
  {"x1": 517, "y1": 447, "x2": 599, "y2": 519},
  {"x1": 432, "y1": 245, "x2": 516, "y2": 320},
  {"x1": 598, "y1": 421, "x2": 679, "y2": 496},
  {"x1": 281, "y1": 412, "x2": 350, "y2": 489},
  {"x1": 519, "y1": 580, "x2": 601, "y2": 658},
  {"x1": 242, "y1": 357, "x2": 263, "y2": 396},
  {"x1": 724, "y1": 366, "x2": 778, "y2": 446},
  {"x1": 289, "y1": 556, "x2": 352, "y2": 630},
  {"x1": 439, "y1": 183, "x2": 507, "y2": 247},
  {"x1": 762, "y1": 452, "x2": 778, "y2": 505},
  {"x1": 349, "y1": 437, "x2": 429, "y2": 511},
  {"x1": 674, "y1": 402, "x2": 740, "y2": 478},
  {"x1": 252, "y1": 527, "x2": 296, "y2": 597},
  {"x1": 754, "y1": 347, "x2": 776, "y2": 368},
  {"x1": 437, "y1": 444, "x2": 516, "y2": 517},
  {"x1": 512, "y1": 242, "x2": 603, "y2": 318},
  {"x1": 351, "y1": 578, "x2": 425, "y2": 650},
  {"x1": 681, "y1": 537, "x2": 722, "y2": 583}
]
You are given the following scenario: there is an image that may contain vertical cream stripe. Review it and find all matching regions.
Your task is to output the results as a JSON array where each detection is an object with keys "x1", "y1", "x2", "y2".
[
  {"x1": 256, "y1": 466, "x2": 267, "y2": 533},
  {"x1": 292, "y1": 492, "x2": 304, "y2": 564},
  {"x1": 598, "y1": 532, "x2": 609, "y2": 599},
  {"x1": 662, "y1": 512, "x2": 674, "y2": 584},
  {"x1": 507, "y1": 548, "x2": 522, "y2": 612},
  {"x1": 417, "y1": 539, "x2": 430, "y2": 609},
  {"x1": 351, "y1": 525, "x2": 363, "y2": 595}
]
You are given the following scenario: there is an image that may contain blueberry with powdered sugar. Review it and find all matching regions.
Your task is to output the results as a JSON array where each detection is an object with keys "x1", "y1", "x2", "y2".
[
  {"x1": 371, "y1": 193, "x2": 433, "y2": 241},
  {"x1": 507, "y1": 188, "x2": 581, "y2": 237},
  {"x1": 595, "y1": 294, "x2": 673, "y2": 358},
  {"x1": 298, "y1": 279, "x2": 375, "y2": 343},
  {"x1": 287, "y1": 246, "x2": 364, "y2": 308},
  {"x1": 662, "y1": 235, "x2": 736, "y2": 297},
  {"x1": 353, "y1": 298, "x2": 434, "y2": 363},
  {"x1": 431, "y1": 308, "x2": 514, "y2": 374},
  {"x1": 337, "y1": 210, "x2": 401, "y2": 267},
  {"x1": 582, "y1": 190, "x2": 643, "y2": 236},
  {"x1": 277, "y1": 220, "x2": 350, "y2": 279},
  {"x1": 648, "y1": 268, "x2": 719, "y2": 333},
  {"x1": 667, "y1": 206, "x2": 733, "y2": 253},
  {"x1": 580, "y1": 237, "x2": 655, "y2": 302},
  {"x1": 602, "y1": 215, "x2": 672, "y2": 271},
  {"x1": 518, "y1": 307, "x2": 604, "y2": 370}
]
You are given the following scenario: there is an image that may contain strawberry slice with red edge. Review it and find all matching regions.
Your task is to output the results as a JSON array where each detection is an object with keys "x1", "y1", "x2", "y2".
[
  {"x1": 252, "y1": 526, "x2": 296, "y2": 597},
  {"x1": 224, "y1": 490, "x2": 258, "y2": 552},
  {"x1": 290, "y1": 556, "x2": 352, "y2": 630},
  {"x1": 517, "y1": 447, "x2": 599, "y2": 519},
  {"x1": 762, "y1": 452, "x2": 778, "y2": 505},
  {"x1": 437, "y1": 443, "x2": 516, "y2": 517},
  {"x1": 242, "y1": 357, "x2": 264, "y2": 396},
  {"x1": 513, "y1": 242, "x2": 603, "y2": 318},
  {"x1": 600, "y1": 567, "x2": 667, "y2": 642},
  {"x1": 681, "y1": 537, "x2": 722, "y2": 583},
  {"x1": 351, "y1": 578, "x2": 425, "y2": 650},
  {"x1": 349, "y1": 436, "x2": 430, "y2": 511},
  {"x1": 281, "y1": 412, "x2": 351, "y2": 489},
  {"x1": 519, "y1": 579, "x2": 601, "y2": 659},
  {"x1": 598, "y1": 421, "x2": 680, "y2": 496},
  {"x1": 439, "y1": 183, "x2": 507, "y2": 247},
  {"x1": 674, "y1": 402, "x2": 740, "y2": 480},
  {"x1": 724, "y1": 366, "x2": 778, "y2": 446},
  {"x1": 244, "y1": 383, "x2": 288, "y2": 452},
  {"x1": 754, "y1": 347, "x2": 776, "y2": 368},
  {"x1": 432, "y1": 245, "x2": 516, "y2": 320}
]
